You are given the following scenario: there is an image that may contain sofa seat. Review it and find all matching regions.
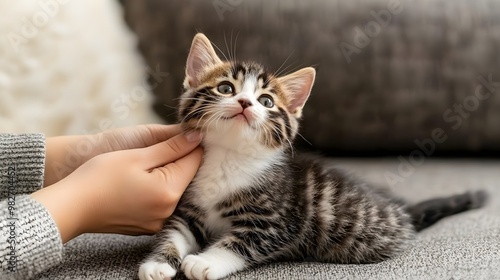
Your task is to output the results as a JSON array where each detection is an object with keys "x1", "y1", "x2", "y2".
[{"x1": 36, "y1": 159, "x2": 500, "y2": 280}]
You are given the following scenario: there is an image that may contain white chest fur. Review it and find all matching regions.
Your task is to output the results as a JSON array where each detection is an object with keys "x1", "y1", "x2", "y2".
[{"x1": 188, "y1": 136, "x2": 284, "y2": 237}]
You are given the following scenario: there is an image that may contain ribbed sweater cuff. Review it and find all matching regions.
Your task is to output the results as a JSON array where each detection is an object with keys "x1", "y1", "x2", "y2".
[
  {"x1": 0, "y1": 134, "x2": 45, "y2": 200},
  {"x1": 0, "y1": 195, "x2": 63, "y2": 279}
]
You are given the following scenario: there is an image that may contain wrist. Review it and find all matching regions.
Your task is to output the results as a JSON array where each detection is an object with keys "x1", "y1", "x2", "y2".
[{"x1": 30, "y1": 179, "x2": 91, "y2": 243}]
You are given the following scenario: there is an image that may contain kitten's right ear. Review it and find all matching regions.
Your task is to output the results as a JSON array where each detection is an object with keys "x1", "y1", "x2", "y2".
[{"x1": 184, "y1": 33, "x2": 222, "y2": 88}]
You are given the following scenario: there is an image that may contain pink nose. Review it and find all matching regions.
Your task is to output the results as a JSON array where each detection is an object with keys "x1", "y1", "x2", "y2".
[{"x1": 238, "y1": 99, "x2": 252, "y2": 109}]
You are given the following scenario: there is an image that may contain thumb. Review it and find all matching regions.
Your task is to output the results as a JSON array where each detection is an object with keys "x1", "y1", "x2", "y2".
[
  {"x1": 156, "y1": 146, "x2": 204, "y2": 197},
  {"x1": 142, "y1": 130, "x2": 202, "y2": 169}
]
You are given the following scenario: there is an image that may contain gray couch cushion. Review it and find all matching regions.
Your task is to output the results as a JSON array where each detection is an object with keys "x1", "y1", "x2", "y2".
[
  {"x1": 35, "y1": 159, "x2": 500, "y2": 279},
  {"x1": 123, "y1": 0, "x2": 500, "y2": 153}
]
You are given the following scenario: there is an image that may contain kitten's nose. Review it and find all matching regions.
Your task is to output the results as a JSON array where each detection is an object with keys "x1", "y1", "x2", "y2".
[{"x1": 238, "y1": 99, "x2": 252, "y2": 109}]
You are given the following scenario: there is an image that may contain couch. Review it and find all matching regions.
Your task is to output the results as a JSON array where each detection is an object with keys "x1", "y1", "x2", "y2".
[
  {"x1": 123, "y1": 0, "x2": 500, "y2": 155},
  {"x1": 36, "y1": 0, "x2": 500, "y2": 279},
  {"x1": 36, "y1": 160, "x2": 500, "y2": 280}
]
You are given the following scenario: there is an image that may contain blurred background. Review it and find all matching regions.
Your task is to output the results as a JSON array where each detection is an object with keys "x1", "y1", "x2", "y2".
[{"x1": 2, "y1": 0, "x2": 500, "y2": 156}]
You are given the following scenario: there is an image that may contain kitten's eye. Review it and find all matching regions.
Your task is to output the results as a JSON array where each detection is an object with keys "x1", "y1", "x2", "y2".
[
  {"x1": 258, "y1": 95, "x2": 274, "y2": 108},
  {"x1": 217, "y1": 82, "x2": 234, "y2": 95}
]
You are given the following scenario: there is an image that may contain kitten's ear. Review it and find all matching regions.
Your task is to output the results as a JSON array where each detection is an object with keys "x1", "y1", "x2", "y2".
[
  {"x1": 277, "y1": 67, "x2": 316, "y2": 117},
  {"x1": 184, "y1": 33, "x2": 222, "y2": 88}
]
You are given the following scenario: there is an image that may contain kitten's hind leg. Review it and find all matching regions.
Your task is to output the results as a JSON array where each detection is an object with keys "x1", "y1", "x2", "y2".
[
  {"x1": 407, "y1": 190, "x2": 487, "y2": 232},
  {"x1": 139, "y1": 216, "x2": 202, "y2": 280}
]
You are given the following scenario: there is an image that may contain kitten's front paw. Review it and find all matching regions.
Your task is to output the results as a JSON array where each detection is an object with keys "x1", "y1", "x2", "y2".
[
  {"x1": 138, "y1": 261, "x2": 177, "y2": 280},
  {"x1": 181, "y1": 254, "x2": 221, "y2": 280},
  {"x1": 181, "y1": 249, "x2": 245, "y2": 280}
]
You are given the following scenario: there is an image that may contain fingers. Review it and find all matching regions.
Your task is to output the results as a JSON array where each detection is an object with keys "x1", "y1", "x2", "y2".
[
  {"x1": 149, "y1": 146, "x2": 203, "y2": 218},
  {"x1": 161, "y1": 146, "x2": 203, "y2": 193},
  {"x1": 98, "y1": 124, "x2": 184, "y2": 153},
  {"x1": 139, "y1": 124, "x2": 184, "y2": 146},
  {"x1": 143, "y1": 130, "x2": 203, "y2": 169}
]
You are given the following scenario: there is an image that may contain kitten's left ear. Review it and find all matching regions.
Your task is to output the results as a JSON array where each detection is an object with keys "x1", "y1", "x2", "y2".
[
  {"x1": 277, "y1": 67, "x2": 316, "y2": 117},
  {"x1": 184, "y1": 33, "x2": 222, "y2": 88}
]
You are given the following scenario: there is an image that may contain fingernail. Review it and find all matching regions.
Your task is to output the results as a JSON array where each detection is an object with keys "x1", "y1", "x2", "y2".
[{"x1": 185, "y1": 131, "x2": 202, "y2": 142}]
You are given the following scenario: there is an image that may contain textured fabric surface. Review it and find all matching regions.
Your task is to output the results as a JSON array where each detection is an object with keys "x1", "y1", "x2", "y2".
[
  {"x1": 0, "y1": 134, "x2": 45, "y2": 198},
  {"x1": 35, "y1": 159, "x2": 500, "y2": 280},
  {"x1": 0, "y1": 195, "x2": 63, "y2": 280},
  {"x1": 123, "y1": 0, "x2": 500, "y2": 153},
  {"x1": 0, "y1": 134, "x2": 63, "y2": 279}
]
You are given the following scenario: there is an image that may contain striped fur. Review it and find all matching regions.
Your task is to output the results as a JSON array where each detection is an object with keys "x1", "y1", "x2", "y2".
[{"x1": 139, "y1": 34, "x2": 486, "y2": 280}]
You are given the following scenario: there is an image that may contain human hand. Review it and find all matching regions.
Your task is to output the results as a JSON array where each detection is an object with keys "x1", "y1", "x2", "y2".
[
  {"x1": 44, "y1": 124, "x2": 186, "y2": 186},
  {"x1": 32, "y1": 130, "x2": 203, "y2": 243}
]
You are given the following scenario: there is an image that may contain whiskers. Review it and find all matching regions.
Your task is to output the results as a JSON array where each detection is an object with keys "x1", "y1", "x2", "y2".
[
  {"x1": 211, "y1": 40, "x2": 229, "y2": 62},
  {"x1": 207, "y1": 30, "x2": 240, "y2": 63},
  {"x1": 177, "y1": 97, "x2": 221, "y2": 105},
  {"x1": 274, "y1": 50, "x2": 295, "y2": 77},
  {"x1": 203, "y1": 110, "x2": 227, "y2": 132},
  {"x1": 178, "y1": 96, "x2": 219, "y2": 124},
  {"x1": 180, "y1": 101, "x2": 229, "y2": 133},
  {"x1": 294, "y1": 131, "x2": 312, "y2": 146},
  {"x1": 257, "y1": 117, "x2": 290, "y2": 153},
  {"x1": 273, "y1": 50, "x2": 306, "y2": 79},
  {"x1": 223, "y1": 30, "x2": 240, "y2": 62}
]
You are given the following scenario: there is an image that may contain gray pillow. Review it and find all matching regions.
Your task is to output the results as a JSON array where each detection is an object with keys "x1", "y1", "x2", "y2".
[{"x1": 123, "y1": 0, "x2": 500, "y2": 154}]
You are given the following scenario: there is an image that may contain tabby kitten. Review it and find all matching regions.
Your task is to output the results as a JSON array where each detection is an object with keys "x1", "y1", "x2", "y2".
[{"x1": 138, "y1": 33, "x2": 486, "y2": 280}]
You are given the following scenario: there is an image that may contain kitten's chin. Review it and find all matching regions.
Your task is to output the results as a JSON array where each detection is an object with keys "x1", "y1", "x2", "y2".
[
  {"x1": 202, "y1": 119, "x2": 259, "y2": 143},
  {"x1": 183, "y1": 114, "x2": 263, "y2": 146},
  {"x1": 214, "y1": 120, "x2": 255, "y2": 136},
  {"x1": 181, "y1": 118, "x2": 253, "y2": 135}
]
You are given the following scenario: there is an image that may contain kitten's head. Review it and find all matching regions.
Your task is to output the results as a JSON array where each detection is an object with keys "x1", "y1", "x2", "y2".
[{"x1": 178, "y1": 33, "x2": 315, "y2": 151}]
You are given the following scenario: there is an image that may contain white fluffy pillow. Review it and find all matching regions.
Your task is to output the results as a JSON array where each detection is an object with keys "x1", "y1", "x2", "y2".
[{"x1": 0, "y1": 0, "x2": 161, "y2": 136}]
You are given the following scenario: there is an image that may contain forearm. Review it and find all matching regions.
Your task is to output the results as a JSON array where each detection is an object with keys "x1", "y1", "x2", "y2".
[
  {"x1": 0, "y1": 134, "x2": 45, "y2": 199},
  {"x1": 0, "y1": 195, "x2": 63, "y2": 279}
]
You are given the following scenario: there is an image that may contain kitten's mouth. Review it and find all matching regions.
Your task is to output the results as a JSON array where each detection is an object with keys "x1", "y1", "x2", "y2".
[
  {"x1": 233, "y1": 113, "x2": 248, "y2": 121},
  {"x1": 223, "y1": 112, "x2": 251, "y2": 124}
]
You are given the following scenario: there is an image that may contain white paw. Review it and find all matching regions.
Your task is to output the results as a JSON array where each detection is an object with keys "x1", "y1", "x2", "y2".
[
  {"x1": 138, "y1": 261, "x2": 177, "y2": 280},
  {"x1": 181, "y1": 254, "x2": 218, "y2": 280},
  {"x1": 181, "y1": 248, "x2": 246, "y2": 280}
]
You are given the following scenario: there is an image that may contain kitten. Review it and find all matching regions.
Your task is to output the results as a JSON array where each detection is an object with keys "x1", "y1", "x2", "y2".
[{"x1": 138, "y1": 33, "x2": 486, "y2": 280}]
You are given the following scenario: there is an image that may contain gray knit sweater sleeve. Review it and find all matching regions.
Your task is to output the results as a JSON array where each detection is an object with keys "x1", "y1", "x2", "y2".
[
  {"x1": 0, "y1": 134, "x2": 45, "y2": 199},
  {"x1": 0, "y1": 134, "x2": 64, "y2": 279}
]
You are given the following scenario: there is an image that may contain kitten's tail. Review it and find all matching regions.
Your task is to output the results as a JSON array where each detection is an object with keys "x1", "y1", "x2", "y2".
[{"x1": 407, "y1": 190, "x2": 487, "y2": 232}]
